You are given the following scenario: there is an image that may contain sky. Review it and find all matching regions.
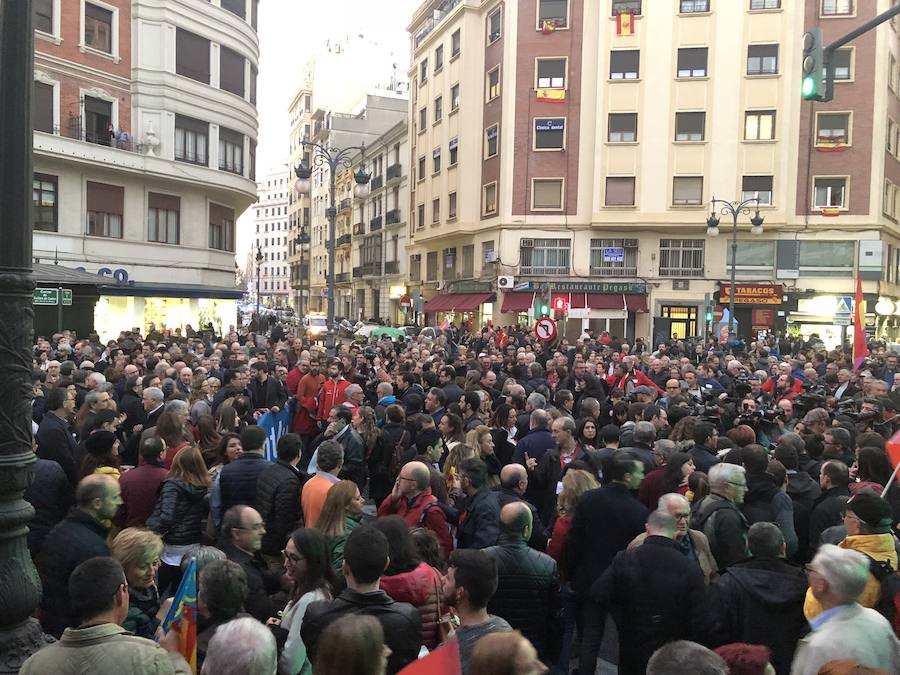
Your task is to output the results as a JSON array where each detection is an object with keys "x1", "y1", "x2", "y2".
[{"x1": 236, "y1": 0, "x2": 421, "y2": 263}]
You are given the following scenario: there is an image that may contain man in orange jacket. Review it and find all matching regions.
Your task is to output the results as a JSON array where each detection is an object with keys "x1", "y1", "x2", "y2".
[
  {"x1": 287, "y1": 357, "x2": 325, "y2": 470},
  {"x1": 316, "y1": 360, "x2": 350, "y2": 426}
]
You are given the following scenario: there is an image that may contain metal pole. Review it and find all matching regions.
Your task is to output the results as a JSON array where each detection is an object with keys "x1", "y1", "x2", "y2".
[
  {"x1": 255, "y1": 246, "x2": 261, "y2": 322},
  {"x1": 824, "y1": 4, "x2": 900, "y2": 53},
  {"x1": 326, "y1": 169, "x2": 337, "y2": 355},
  {"x1": 58, "y1": 285, "x2": 63, "y2": 333},
  {"x1": 729, "y1": 209, "x2": 738, "y2": 343},
  {"x1": 0, "y1": 1, "x2": 55, "y2": 668}
]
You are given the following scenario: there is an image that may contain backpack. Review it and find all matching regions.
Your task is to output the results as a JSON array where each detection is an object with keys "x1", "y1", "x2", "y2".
[
  {"x1": 388, "y1": 429, "x2": 409, "y2": 480},
  {"x1": 866, "y1": 555, "x2": 900, "y2": 637}
]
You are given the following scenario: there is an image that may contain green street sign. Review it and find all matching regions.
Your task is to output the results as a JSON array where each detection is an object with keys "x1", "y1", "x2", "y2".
[
  {"x1": 62, "y1": 289, "x2": 72, "y2": 306},
  {"x1": 33, "y1": 288, "x2": 58, "y2": 305}
]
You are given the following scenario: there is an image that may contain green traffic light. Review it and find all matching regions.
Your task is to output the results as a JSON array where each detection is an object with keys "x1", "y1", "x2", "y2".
[
  {"x1": 540, "y1": 305, "x2": 549, "y2": 315},
  {"x1": 706, "y1": 313, "x2": 713, "y2": 322},
  {"x1": 801, "y1": 76, "x2": 816, "y2": 97}
]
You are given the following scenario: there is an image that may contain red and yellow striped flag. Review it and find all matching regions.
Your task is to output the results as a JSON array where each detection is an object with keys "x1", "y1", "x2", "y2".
[{"x1": 616, "y1": 10, "x2": 634, "y2": 36}]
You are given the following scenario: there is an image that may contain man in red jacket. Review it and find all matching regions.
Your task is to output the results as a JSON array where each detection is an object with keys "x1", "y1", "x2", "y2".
[
  {"x1": 606, "y1": 356, "x2": 665, "y2": 396},
  {"x1": 287, "y1": 357, "x2": 324, "y2": 469},
  {"x1": 316, "y1": 360, "x2": 350, "y2": 427},
  {"x1": 378, "y1": 461, "x2": 452, "y2": 558}
]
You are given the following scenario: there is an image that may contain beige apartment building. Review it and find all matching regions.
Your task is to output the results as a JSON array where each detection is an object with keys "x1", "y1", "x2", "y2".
[
  {"x1": 287, "y1": 84, "x2": 313, "y2": 315},
  {"x1": 407, "y1": 0, "x2": 900, "y2": 347}
]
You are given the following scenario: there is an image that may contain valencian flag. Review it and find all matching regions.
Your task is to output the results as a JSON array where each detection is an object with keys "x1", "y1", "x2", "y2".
[
  {"x1": 159, "y1": 558, "x2": 198, "y2": 673},
  {"x1": 852, "y1": 276, "x2": 868, "y2": 371},
  {"x1": 616, "y1": 10, "x2": 634, "y2": 36}
]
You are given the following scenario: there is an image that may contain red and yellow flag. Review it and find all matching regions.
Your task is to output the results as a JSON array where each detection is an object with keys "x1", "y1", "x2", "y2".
[
  {"x1": 616, "y1": 10, "x2": 634, "y2": 36},
  {"x1": 852, "y1": 276, "x2": 868, "y2": 371},
  {"x1": 536, "y1": 88, "x2": 566, "y2": 103},
  {"x1": 159, "y1": 558, "x2": 198, "y2": 673}
]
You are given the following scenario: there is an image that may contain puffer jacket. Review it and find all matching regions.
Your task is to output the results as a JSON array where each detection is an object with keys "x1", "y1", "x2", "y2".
[
  {"x1": 482, "y1": 534, "x2": 560, "y2": 660},
  {"x1": 692, "y1": 492, "x2": 749, "y2": 569},
  {"x1": 146, "y1": 479, "x2": 208, "y2": 545},
  {"x1": 255, "y1": 459, "x2": 303, "y2": 557},
  {"x1": 379, "y1": 562, "x2": 444, "y2": 649}
]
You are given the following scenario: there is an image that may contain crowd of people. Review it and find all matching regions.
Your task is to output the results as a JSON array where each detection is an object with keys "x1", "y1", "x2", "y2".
[{"x1": 19, "y1": 322, "x2": 900, "y2": 674}]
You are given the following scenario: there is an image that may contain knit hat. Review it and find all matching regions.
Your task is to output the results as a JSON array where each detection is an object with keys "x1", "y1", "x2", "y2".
[
  {"x1": 84, "y1": 430, "x2": 117, "y2": 454},
  {"x1": 845, "y1": 492, "x2": 894, "y2": 534}
]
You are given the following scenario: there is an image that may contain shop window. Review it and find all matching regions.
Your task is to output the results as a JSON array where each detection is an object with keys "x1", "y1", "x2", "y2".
[
  {"x1": 531, "y1": 178, "x2": 564, "y2": 210},
  {"x1": 799, "y1": 241, "x2": 854, "y2": 276},
  {"x1": 86, "y1": 181, "x2": 123, "y2": 238},
  {"x1": 84, "y1": 2, "x2": 113, "y2": 54},
  {"x1": 610, "y1": 50, "x2": 640, "y2": 79},
  {"x1": 747, "y1": 44, "x2": 779, "y2": 75},
  {"x1": 609, "y1": 113, "x2": 638, "y2": 142},
  {"x1": 741, "y1": 175, "x2": 774, "y2": 205},
  {"x1": 726, "y1": 240, "x2": 775, "y2": 272},
  {"x1": 220, "y1": 46, "x2": 246, "y2": 97},
  {"x1": 520, "y1": 238, "x2": 570, "y2": 275},
  {"x1": 605, "y1": 177, "x2": 636, "y2": 206},
  {"x1": 675, "y1": 112, "x2": 705, "y2": 141},
  {"x1": 659, "y1": 239, "x2": 704, "y2": 276},
  {"x1": 148, "y1": 193, "x2": 180, "y2": 244},
  {"x1": 33, "y1": 173, "x2": 58, "y2": 232},
  {"x1": 176, "y1": 28, "x2": 210, "y2": 84},
  {"x1": 672, "y1": 176, "x2": 703, "y2": 205},
  {"x1": 590, "y1": 238, "x2": 638, "y2": 276},
  {"x1": 677, "y1": 48, "x2": 708, "y2": 78},
  {"x1": 813, "y1": 177, "x2": 847, "y2": 208},
  {"x1": 744, "y1": 110, "x2": 776, "y2": 140}
]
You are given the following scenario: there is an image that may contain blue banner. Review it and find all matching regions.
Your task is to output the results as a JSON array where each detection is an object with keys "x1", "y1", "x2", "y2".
[{"x1": 257, "y1": 401, "x2": 295, "y2": 462}]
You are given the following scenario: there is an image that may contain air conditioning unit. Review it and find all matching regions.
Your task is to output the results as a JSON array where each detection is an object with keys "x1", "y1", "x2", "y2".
[
  {"x1": 521, "y1": 238, "x2": 535, "y2": 248},
  {"x1": 497, "y1": 275, "x2": 515, "y2": 289},
  {"x1": 672, "y1": 280, "x2": 690, "y2": 291}
]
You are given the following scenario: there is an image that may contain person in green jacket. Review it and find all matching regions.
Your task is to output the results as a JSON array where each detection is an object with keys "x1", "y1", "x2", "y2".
[{"x1": 315, "y1": 480, "x2": 365, "y2": 582}]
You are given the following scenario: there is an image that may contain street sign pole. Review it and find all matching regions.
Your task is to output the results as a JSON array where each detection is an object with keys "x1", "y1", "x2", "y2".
[{"x1": 57, "y1": 285, "x2": 62, "y2": 333}]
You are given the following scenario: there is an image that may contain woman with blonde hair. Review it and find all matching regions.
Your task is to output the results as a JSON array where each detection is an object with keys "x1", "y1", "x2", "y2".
[
  {"x1": 110, "y1": 527, "x2": 165, "y2": 638},
  {"x1": 465, "y1": 425, "x2": 501, "y2": 485},
  {"x1": 469, "y1": 630, "x2": 546, "y2": 675},
  {"x1": 147, "y1": 445, "x2": 209, "y2": 593},
  {"x1": 443, "y1": 442, "x2": 476, "y2": 493},
  {"x1": 314, "y1": 480, "x2": 365, "y2": 579}
]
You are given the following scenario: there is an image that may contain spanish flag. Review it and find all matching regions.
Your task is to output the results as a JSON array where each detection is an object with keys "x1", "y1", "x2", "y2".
[
  {"x1": 852, "y1": 276, "x2": 868, "y2": 371},
  {"x1": 159, "y1": 558, "x2": 198, "y2": 673},
  {"x1": 616, "y1": 10, "x2": 634, "y2": 36},
  {"x1": 536, "y1": 88, "x2": 566, "y2": 102}
]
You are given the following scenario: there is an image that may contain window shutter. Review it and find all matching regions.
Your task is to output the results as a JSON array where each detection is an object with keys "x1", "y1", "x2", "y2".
[
  {"x1": 87, "y1": 182, "x2": 123, "y2": 214},
  {"x1": 149, "y1": 192, "x2": 180, "y2": 212}
]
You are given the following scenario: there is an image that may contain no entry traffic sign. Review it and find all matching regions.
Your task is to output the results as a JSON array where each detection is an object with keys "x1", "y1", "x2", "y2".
[{"x1": 534, "y1": 317, "x2": 558, "y2": 343}]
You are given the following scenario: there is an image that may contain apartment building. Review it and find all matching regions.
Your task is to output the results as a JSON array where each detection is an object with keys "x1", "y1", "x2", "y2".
[
  {"x1": 32, "y1": 0, "x2": 258, "y2": 340},
  {"x1": 287, "y1": 85, "x2": 313, "y2": 314},
  {"x1": 252, "y1": 169, "x2": 290, "y2": 308},
  {"x1": 407, "y1": 0, "x2": 900, "y2": 346}
]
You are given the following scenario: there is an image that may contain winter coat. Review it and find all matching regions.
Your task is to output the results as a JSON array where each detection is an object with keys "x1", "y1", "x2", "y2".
[
  {"x1": 494, "y1": 487, "x2": 548, "y2": 551},
  {"x1": 590, "y1": 535, "x2": 708, "y2": 674},
  {"x1": 378, "y1": 487, "x2": 453, "y2": 558},
  {"x1": 219, "y1": 451, "x2": 270, "y2": 514},
  {"x1": 247, "y1": 374, "x2": 287, "y2": 411},
  {"x1": 483, "y1": 535, "x2": 560, "y2": 661},
  {"x1": 379, "y1": 562, "x2": 444, "y2": 649},
  {"x1": 808, "y1": 485, "x2": 850, "y2": 554},
  {"x1": 256, "y1": 459, "x2": 303, "y2": 556},
  {"x1": 123, "y1": 584, "x2": 161, "y2": 640},
  {"x1": 445, "y1": 487, "x2": 500, "y2": 550},
  {"x1": 628, "y1": 528, "x2": 718, "y2": 585},
  {"x1": 36, "y1": 411, "x2": 79, "y2": 485},
  {"x1": 146, "y1": 479, "x2": 208, "y2": 546},
  {"x1": 689, "y1": 443, "x2": 721, "y2": 475},
  {"x1": 707, "y1": 557, "x2": 808, "y2": 674},
  {"x1": 279, "y1": 589, "x2": 328, "y2": 675},
  {"x1": 219, "y1": 540, "x2": 280, "y2": 623},
  {"x1": 369, "y1": 422, "x2": 408, "y2": 506},
  {"x1": 741, "y1": 471, "x2": 798, "y2": 558},
  {"x1": 336, "y1": 427, "x2": 367, "y2": 490},
  {"x1": 24, "y1": 457, "x2": 74, "y2": 554},
  {"x1": 288, "y1": 371, "x2": 323, "y2": 435},
  {"x1": 324, "y1": 515, "x2": 361, "y2": 578},
  {"x1": 786, "y1": 469, "x2": 822, "y2": 562},
  {"x1": 692, "y1": 492, "x2": 749, "y2": 570},
  {"x1": 117, "y1": 460, "x2": 168, "y2": 529}
]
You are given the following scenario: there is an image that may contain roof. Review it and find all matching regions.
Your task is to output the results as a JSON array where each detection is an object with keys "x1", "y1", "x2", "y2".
[{"x1": 32, "y1": 263, "x2": 105, "y2": 286}]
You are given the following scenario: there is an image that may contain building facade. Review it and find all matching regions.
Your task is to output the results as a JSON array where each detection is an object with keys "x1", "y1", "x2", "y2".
[
  {"x1": 287, "y1": 84, "x2": 313, "y2": 314},
  {"x1": 32, "y1": 0, "x2": 259, "y2": 340},
  {"x1": 406, "y1": 0, "x2": 900, "y2": 347},
  {"x1": 252, "y1": 169, "x2": 290, "y2": 308}
]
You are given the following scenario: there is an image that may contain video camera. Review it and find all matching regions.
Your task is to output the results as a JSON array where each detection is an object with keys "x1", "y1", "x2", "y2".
[{"x1": 793, "y1": 381, "x2": 829, "y2": 419}]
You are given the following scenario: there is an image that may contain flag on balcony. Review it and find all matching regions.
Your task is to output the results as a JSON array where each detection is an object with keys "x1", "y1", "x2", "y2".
[
  {"x1": 541, "y1": 20, "x2": 557, "y2": 34},
  {"x1": 616, "y1": 10, "x2": 634, "y2": 36},
  {"x1": 536, "y1": 88, "x2": 566, "y2": 102},
  {"x1": 852, "y1": 276, "x2": 868, "y2": 371}
]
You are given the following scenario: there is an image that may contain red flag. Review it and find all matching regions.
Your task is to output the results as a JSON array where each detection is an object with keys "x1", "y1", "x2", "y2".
[
  {"x1": 852, "y1": 276, "x2": 868, "y2": 370},
  {"x1": 398, "y1": 642, "x2": 461, "y2": 675},
  {"x1": 616, "y1": 10, "x2": 634, "y2": 36}
]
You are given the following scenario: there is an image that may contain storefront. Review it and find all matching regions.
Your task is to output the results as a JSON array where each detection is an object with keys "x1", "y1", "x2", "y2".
[
  {"x1": 658, "y1": 305, "x2": 698, "y2": 340},
  {"x1": 787, "y1": 293, "x2": 874, "y2": 350},
  {"x1": 717, "y1": 283, "x2": 785, "y2": 341},
  {"x1": 423, "y1": 292, "x2": 494, "y2": 331}
]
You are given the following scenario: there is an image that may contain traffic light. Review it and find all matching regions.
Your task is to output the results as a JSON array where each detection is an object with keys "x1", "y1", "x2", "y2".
[
  {"x1": 801, "y1": 28, "x2": 827, "y2": 101},
  {"x1": 705, "y1": 307, "x2": 713, "y2": 323},
  {"x1": 534, "y1": 292, "x2": 549, "y2": 317}
]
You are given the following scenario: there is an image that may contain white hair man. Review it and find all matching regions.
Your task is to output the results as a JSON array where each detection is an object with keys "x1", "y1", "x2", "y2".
[
  {"x1": 691, "y1": 464, "x2": 749, "y2": 569},
  {"x1": 201, "y1": 616, "x2": 277, "y2": 675},
  {"x1": 791, "y1": 545, "x2": 900, "y2": 675}
]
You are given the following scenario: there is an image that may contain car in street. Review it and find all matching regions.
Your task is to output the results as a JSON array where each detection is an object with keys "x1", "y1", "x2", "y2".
[{"x1": 302, "y1": 314, "x2": 328, "y2": 339}]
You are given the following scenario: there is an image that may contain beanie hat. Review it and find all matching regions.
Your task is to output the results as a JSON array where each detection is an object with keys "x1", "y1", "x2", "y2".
[
  {"x1": 84, "y1": 430, "x2": 117, "y2": 454},
  {"x1": 846, "y1": 492, "x2": 893, "y2": 534}
]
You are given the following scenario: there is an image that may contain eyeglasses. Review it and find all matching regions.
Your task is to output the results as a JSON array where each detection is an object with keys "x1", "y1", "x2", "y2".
[
  {"x1": 398, "y1": 476, "x2": 418, "y2": 483},
  {"x1": 238, "y1": 523, "x2": 265, "y2": 532},
  {"x1": 727, "y1": 481, "x2": 747, "y2": 489},
  {"x1": 673, "y1": 512, "x2": 690, "y2": 520},
  {"x1": 282, "y1": 549, "x2": 304, "y2": 564}
]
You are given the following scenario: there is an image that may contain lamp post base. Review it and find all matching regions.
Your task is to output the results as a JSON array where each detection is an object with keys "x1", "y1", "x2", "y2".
[
  {"x1": 0, "y1": 618, "x2": 55, "y2": 674},
  {"x1": 324, "y1": 331, "x2": 336, "y2": 357}
]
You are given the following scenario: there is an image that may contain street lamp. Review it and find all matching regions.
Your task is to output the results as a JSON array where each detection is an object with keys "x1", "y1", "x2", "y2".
[
  {"x1": 706, "y1": 195, "x2": 765, "y2": 344},
  {"x1": 294, "y1": 228, "x2": 310, "y2": 321},
  {"x1": 294, "y1": 141, "x2": 371, "y2": 355},
  {"x1": 255, "y1": 242, "x2": 264, "y2": 324}
]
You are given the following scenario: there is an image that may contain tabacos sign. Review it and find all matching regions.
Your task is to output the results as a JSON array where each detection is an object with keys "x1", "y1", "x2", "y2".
[{"x1": 719, "y1": 283, "x2": 783, "y2": 305}]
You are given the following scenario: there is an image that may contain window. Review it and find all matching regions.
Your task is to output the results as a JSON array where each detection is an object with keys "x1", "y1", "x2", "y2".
[
  {"x1": 608, "y1": 113, "x2": 638, "y2": 142},
  {"x1": 744, "y1": 110, "x2": 776, "y2": 140},
  {"x1": 250, "y1": 65, "x2": 258, "y2": 104},
  {"x1": 451, "y1": 29, "x2": 461, "y2": 57},
  {"x1": 821, "y1": 0, "x2": 852, "y2": 16},
  {"x1": 33, "y1": 81, "x2": 54, "y2": 133},
  {"x1": 449, "y1": 192, "x2": 458, "y2": 219},
  {"x1": 420, "y1": 59, "x2": 428, "y2": 82},
  {"x1": 209, "y1": 203, "x2": 235, "y2": 251},
  {"x1": 538, "y1": 0, "x2": 568, "y2": 29},
  {"x1": 221, "y1": 0, "x2": 246, "y2": 18},
  {"x1": 176, "y1": 29, "x2": 210, "y2": 84},
  {"x1": 677, "y1": 47, "x2": 708, "y2": 78},
  {"x1": 487, "y1": 67, "x2": 500, "y2": 100},
  {"x1": 485, "y1": 125, "x2": 499, "y2": 158},
  {"x1": 34, "y1": 0, "x2": 53, "y2": 34},
  {"x1": 488, "y1": 7, "x2": 502, "y2": 42},
  {"x1": 175, "y1": 115, "x2": 208, "y2": 165},
  {"x1": 483, "y1": 240, "x2": 496, "y2": 264},
  {"x1": 218, "y1": 127, "x2": 244, "y2": 174},
  {"x1": 680, "y1": 0, "x2": 710, "y2": 12},
  {"x1": 449, "y1": 137, "x2": 459, "y2": 165},
  {"x1": 33, "y1": 173, "x2": 58, "y2": 232},
  {"x1": 419, "y1": 107, "x2": 427, "y2": 131},
  {"x1": 433, "y1": 147, "x2": 441, "y2": 173},
  {"x1": 432, "y1": 198, "x2": 441, "y2": 224},
  {"x1": 813, "y1": 177, "x2": 847, "y2": 208},
  {"x1": 750, "y1": 0, "x2": 780, "y2": 8},
  {"x1": 83, "y1": 96, "x2": 112, "y2": 145},
  {"x1": 591, "y1": 239, "x2": 638, "y2": 276},
  {"x1": 451, "y1": 84, "x2": 460, "y2": 111},
  {"x1": 741, "y1": 176, "x2": 774, "y2": 205},
  {"x1": 84, "y1": 3, "x2": 112, "y2": 53},
  {"x1": 726, "y1": 240, "x2": 776, "y2": 270},
  {"x1": 410, "y1": 254, "x2": 421, "y2": 281},
  {"x1": 612, "y1": 0, "x2": 641, "y2": 15},
  {"x1": 417, "y1": 156, "x2": 426, "y2": 181},
  {"x1": 521, "y1": 238, "x2": 570, "y2": 275},
  {"x1": 659, "y1": 239, "x2": 704, "y2": 276},
  {"x1": 435, "y1": 44, "x2": 444, "y2": 72},
  {"x1": 536, "y1": 58, "x2": 567, "y2": 88},
  {"x1": 672, "y1": 177, "x2": 703, "y2": 205},
  {"x1": 462, "y1": 244, "x2": 475, "y2": 278},
  {"x1": 610, "y1": 50, "x2": 640, "y2": 80},
  {"x1": 816, "y1": 112, "x2": 850, "y2": 145},
  {"x1": 417, "y1": 204, "x2": 425, "y2": 228},
  {"x1": 534, "y1": 118, "x2": 566, "y2": 150},
  {"x1": 833, "y1": 48, "x2": 852, "y2": 80},
  {"x1": 483, "y1": 183, "x2": 498, "y2": 215},
  {"x1": 148, "y1": 193, "x2": 180, "y2": 244},
  {"x1": 747, "y1": 44, "x2": 779, "y2": 75},
  {"x1": 605, "y1": 177, "x2": 636, "y2": 206},
  {"x1": 434, "y1": 96, "x2": 443, "y2": 123},
  {"x1": 800, "y1": 241, "x2": 854, "y2": 275},
  {"x1": 220, "y1": 46, "x2": 245, "y2": 97},
  {"x1": 426, "y1": 251, "x2": 438, "y2": 280},
  {"x1": 675, "y1": 112, "x2": 705, "y2": 141},
  {"x1": 532, "y1": 178, "x2": 564, "y2": 210},
  {"x1": 86, "y1": 181, "x2": 123, "y2": 238}
]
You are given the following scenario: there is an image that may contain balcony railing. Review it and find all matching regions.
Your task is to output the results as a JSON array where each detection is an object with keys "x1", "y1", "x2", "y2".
[
  {"x1": 339, "y1": 197, "x2": 352, "y2": 211},
  {"x1": 336, "y1": 233, "x2": 352, "y2": 246},
  {"x1": 38, "y1": 117, "x2": 146, "y2": 154},
  {"x1": 385, "y1": 209, "x2": 401, "y2": 225},
  {"x1": 355, "y1": 262, "x2": 382, "y2": 277},
  {"x1": 370, "y1": 175, "x2": 383, "y2": 191},
  {"x1": 335, "y1": 272, "x2": 350, "y2": 283},
  {"x1": 386, "y1": 163, "x2": 402, "y2": 180},
  {"x1": 370, "y1": 215, "x2": 383, "y2": 231},
  {"x1": 414, "y1": 0, "x2": 462, "y2": 48},
  {"x1": 384, "y1": 261, "x2": 400, "y2": 274}
]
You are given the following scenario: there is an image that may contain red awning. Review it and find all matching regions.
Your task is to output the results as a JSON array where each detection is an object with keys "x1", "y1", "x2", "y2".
[
  {"x1": 624, "y1": 294, "x2": 649, "y2": 313},
  {"x1": 500, "y1": 292, "x2": 534, "y2": 313},
  {"x1": 424, "y1": 292, "x2": 494, "y2": 312},
  {"x1": 586, "y1": 294, "x2": 625, "y2": 310},
  {"x1": 569, "y1": 293, "x2": 588, "y2": 309}
]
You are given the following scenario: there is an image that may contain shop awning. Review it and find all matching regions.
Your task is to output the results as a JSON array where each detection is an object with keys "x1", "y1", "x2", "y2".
[
  {"x1": 624, "y1": 294, "x2": 649, "y2": 313},
  {"x1": 500, "y1": 292, "x2": 534, "y2": 313},
  {"x1": 100, "y1": 282, "x2": 244, "y2": 299},
  {"x1": 587, "y1": 294, "x2": 625, "y2": 310},
  {"x1": 569, "y1": 293, "x2": 589, "y2": 309},
  {"x1": 424, "y1": 292, "x2": 494, "y2": 312}
]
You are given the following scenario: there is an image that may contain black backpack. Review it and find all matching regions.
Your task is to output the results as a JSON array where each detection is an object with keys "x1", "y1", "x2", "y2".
[{"x1": 866, "y1": 555, "x2": 900, "y2": 637}]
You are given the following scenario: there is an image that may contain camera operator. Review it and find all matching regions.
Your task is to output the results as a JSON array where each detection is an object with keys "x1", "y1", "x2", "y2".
[
  {"x1": 879, "y1": 397, "x2": 900, "y2": 438},
  {"x1": 854, "y1": 397, "x2": 897, "y2": 440}
]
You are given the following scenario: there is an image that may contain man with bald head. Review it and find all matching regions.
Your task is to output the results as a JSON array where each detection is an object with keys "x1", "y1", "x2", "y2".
[
  {"x1": 482, "y1": 502, "x2": 559, "y2": 663},
  {"x1": 495, "y1": 463, "x2": 548, "y2": 551},
  {"x1": 378, "y1": 460, "x2": 452, "y2": 556}
]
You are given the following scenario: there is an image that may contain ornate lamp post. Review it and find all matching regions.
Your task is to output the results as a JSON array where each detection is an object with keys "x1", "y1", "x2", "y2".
[
  {"x1": 294, "y1": 228, "x2": 310, "y2": 321},
  {"x1": 706, "y1": 196, "x2": 765, "y2": 343},
  {"x1": 294, "y1": 141, "x2": 370, "y2": 355},
  {"x1": 255, "y1": 242, "x2": 264, "y2": 323}
]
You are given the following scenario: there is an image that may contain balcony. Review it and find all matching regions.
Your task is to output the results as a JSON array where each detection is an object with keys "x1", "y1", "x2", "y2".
[
  {"x1": 370, "y1": 215, "x2": 383, "y2": 231},
  {"x1": 386, "y1": 163, "x2": 402, "y2": 181},
  {"x1": 384, "y1": 261, "x2": 400, "y2": 275},
  {"x1": 385, "y1": 209, "x2": 401, "y2": 225},
  {"x1": 335, "y1": 272, "x2": 350, "y2": 284},
  {"x1": 414, "y1": 0, "x2": 462, "y2": 49},
  {"x1": 370, "y1": 175, "x2": 384, "y2": 191},
  {"x1": 339, "y1": 197, "x2": 352, "y2": 211},
  {"x1": 42, "y1": 116, "x2": 145, "y2": 154},
  {"x1": 356, "y1": 262, "x2": 382, "y2": 277},
  {"x1": 336, "y1": 233, "x2": 352, "y2": 247}
]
